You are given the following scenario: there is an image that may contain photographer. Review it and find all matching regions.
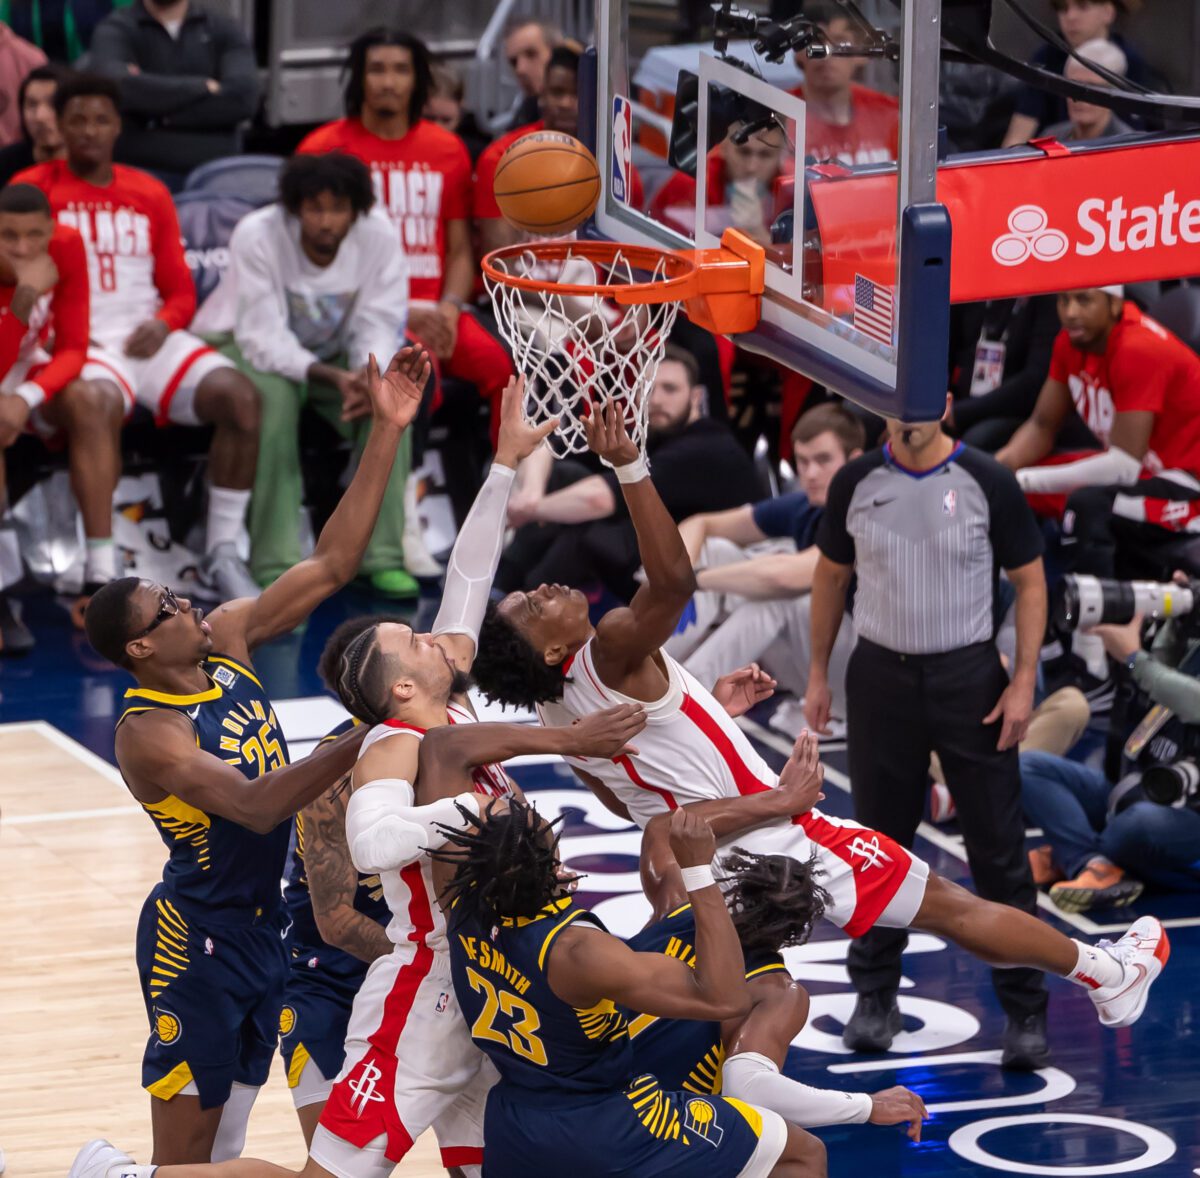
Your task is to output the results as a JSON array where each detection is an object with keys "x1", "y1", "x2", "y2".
[{"x1": 1021, "y1": 593, "x2": 1200, "y2": 912}]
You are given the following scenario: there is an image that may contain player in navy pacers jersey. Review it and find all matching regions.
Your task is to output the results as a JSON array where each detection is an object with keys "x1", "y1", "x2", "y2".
[
  {"x1": 434, "y1": 799, "x2": 826, "y2": 1178},
  {"x1": 80, "y1": 347, "x2": 429, "y2": 1166}
]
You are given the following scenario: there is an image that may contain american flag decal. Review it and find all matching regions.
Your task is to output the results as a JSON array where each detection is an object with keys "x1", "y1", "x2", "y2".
[{"x1": 853, "y1": 274, "x2": 895, "y2": 345}]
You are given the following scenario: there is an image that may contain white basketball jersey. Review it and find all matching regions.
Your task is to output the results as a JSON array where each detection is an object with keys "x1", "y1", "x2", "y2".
[
  {"x1": 357, "y1": 705, "x2": 513, "y2": 954},
  {"x1": 536, "y1": 638, "x2": 777, "y2": 829}
]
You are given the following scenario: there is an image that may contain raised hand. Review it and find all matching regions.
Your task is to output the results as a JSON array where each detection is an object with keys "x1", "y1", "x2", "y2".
[
  {"x1": 368, "y1": 347, "x2": 431, "y2": 432},
  {"x1": 584, "y1": 397, "x2": 639, "y2": 468},
  {"x1": 711, "y1": 663, "x2": 777, "y2": 718},
  {"x1": 495, "y1": 373, "x2": 558, "y2": 467},
  {"x1": 668, "y1": 807, "x2": 716, "y2": 870},
  {"x1": 568, "y1": 702, "x2": 646, "y2": 759},
  {"x1": 774, "y1": 729, "x2": 825, "y2": 816},
  {"x1": 867, "y1": 1086, "x2": 928, "y2": 1142}
]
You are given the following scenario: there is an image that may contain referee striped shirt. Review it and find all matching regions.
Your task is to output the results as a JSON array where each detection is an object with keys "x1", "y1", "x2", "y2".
[{"x1": 816, "y1": 441, "x2": 1044, "y2": 655}]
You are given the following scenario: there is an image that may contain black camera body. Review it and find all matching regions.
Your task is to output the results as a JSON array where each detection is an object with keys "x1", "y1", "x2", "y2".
[{"x1": 1141, "y1": 760, "x2": 1200, "y2": 809}]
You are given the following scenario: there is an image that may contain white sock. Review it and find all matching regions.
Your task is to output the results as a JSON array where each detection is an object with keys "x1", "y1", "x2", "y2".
[
  {"x1": 1072, "y1": 630, "x2": 1108, "y2": 681},
  {"x1": 1066, "y1": 938, "x2": 1124, "y2": 990},
  {"x1": 206, "y1": 486, "x2": 250, "y2": 552},
  {"x1": 85, "y1": 537, "x2": 118, "y2": 584}
]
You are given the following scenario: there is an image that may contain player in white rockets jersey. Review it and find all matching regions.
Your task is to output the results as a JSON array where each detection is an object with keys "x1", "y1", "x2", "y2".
[{"x1": 470, "y1": 400, "x2": 1170, "y2": 1044}]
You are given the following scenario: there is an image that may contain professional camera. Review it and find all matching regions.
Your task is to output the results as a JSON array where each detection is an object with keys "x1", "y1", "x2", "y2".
[
  {"x1": 1053, "y1": 574, "x2": 1200, "y2": 632},
  {"x1": 1140, "y1": 760, "x2": 1200, "y2": 809}
]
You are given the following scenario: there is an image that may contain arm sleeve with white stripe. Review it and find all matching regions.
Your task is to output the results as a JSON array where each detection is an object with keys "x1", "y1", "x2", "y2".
[
  {"x1": 722, "y1": 1052, "x2": 874, "y2": 1128},
  {"x1": 344, "y1": 778, "x2": 481, "y2": 873}
]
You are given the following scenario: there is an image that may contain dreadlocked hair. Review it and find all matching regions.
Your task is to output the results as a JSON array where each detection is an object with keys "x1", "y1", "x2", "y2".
[
  {"x1": 430, "y1": 798, "x2": 572, "y2": 925},
  {"x1": 471, "y1": 602, "x2": 567, "y2": 709},
  {"x1": 721, "y1": 848, "x2": 830, "y2": 957},
  {"x1": 335, "y1": 626, "x2": 390, "y2": 725}
]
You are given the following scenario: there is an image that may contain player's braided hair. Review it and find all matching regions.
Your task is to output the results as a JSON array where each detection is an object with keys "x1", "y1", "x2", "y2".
[
  {"x1": 432, "y1": 799, "x2": 573, "y2": 925},
  {"x1": 335, "y1": 626, "x2": 390, "y2": 726},
  {"x1": 721, "y1": 848, "x2": 830, "y2": 958},
  {"x1": 472, "y1": 603, "x2": 568, "y2": 708}
]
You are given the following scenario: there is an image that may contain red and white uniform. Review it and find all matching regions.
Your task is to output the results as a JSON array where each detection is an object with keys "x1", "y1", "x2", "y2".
[
  {"x1": 13, "y1": 160, "x2": 232, "y2": 424},
  {"x1": 313, "y1": 703, "x2": 511, "y2": 1178},
  {"x1": 0, "y1": 223, "x2": 89, "y2": 434},
  {"x1": 538, "y1": 639, "x2": 928, "y2": 938}
]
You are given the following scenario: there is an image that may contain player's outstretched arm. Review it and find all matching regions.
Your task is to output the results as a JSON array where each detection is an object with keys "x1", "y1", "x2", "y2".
[
  {"x1": 116, "y1": 710, "x2": 368, "y2": 834},
  {"x1": 209, "y1": 347, "x2": 429, "y2": 658},
  {"x1": 550, "y1": 811, "x2": 750, "y2": 1022},
  {"x1": 996, "y1": 376, "x2": 1072, "y2": 472},
  {"x1": 586, "y1": 400, "x2": 697, "y2": 681}
]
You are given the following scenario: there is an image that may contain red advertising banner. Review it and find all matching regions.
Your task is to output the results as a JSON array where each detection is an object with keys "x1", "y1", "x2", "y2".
[{"x1": 808, "y1": 135, "x2": 1200, "y2": 305}]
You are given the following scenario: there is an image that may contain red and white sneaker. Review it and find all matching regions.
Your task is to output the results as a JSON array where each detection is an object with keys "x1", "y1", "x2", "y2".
[{"x1": 1088, "y1": 916, "x2": 1170, "y2": 1029}]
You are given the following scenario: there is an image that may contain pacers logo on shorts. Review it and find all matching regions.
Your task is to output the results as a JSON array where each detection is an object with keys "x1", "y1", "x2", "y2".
[
  {"x1": 279, "y1": 1005, "x2": 296, "y2": 1036},
  {"x1": 154, "y1": 1008, "x2": 182, "y2": 1045},
  {"x1": 684, "y1": 1098, "x2": 724, "y2": 1148}
]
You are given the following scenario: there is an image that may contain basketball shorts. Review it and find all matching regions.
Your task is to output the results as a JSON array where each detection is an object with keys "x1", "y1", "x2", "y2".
[
  {"x1": 135, "y1": 884, "x2": 289, "y2": 1109},
  {"x1": 83, "y1": 329, "x2": 233, "y2": 426},
  {"x1": 728, "y1": 810, "x2": 930, "y2": 938},
  {"x1": 312, "y1": 948, "x2": 494, "y2": 1178},
  {"x1": 278, "y1": 960, "x2": 362, "y2": 1109},
  {"x1": 481, "y1": 1075, "x2": 787, "y2": 1178}
]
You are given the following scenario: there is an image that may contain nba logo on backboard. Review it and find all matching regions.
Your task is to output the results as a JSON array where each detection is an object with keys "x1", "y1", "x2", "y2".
[
  {"x1": 612, "y1": 96, "x2": 633, "y2": 205},
  {"x1": 942, "y1": 490, "x2": 957, "y2": 516}
]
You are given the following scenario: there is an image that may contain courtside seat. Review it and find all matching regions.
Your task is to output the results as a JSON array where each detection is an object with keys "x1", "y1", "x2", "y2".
[
  {"x1": 174, "y1": 191, "x2": 257, "y2": 308},
  {"x1": 182, "y1": 154, "x2": 285, "y2": 207},
  {"x1": 1148, "y1": 284, "x2": 1200, "y2": 355}
]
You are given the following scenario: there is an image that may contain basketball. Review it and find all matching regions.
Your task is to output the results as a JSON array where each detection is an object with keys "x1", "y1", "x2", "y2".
[{"x1": 492, "y1": 131, "x2": 601, "y2": 236}]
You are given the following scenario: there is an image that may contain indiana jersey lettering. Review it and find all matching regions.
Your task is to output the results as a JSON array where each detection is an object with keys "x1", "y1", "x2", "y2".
[
  {"x1": 624, "y1": 905, "x2": 787, "y2": 1096},
  {"x1": 447, "y1": 897, "x2": 787, "y2": 1178}
]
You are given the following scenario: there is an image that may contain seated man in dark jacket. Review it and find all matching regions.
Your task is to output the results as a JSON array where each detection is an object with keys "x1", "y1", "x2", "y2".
[
  {"x1": 88, "y1": 0, "x2": 260, "y2": 180},
  {"x1": 498, "y1": 345, "x2": 761, "y2": 601}
]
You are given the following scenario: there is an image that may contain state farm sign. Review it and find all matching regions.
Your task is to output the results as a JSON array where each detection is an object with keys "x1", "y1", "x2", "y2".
[{"x1": 807, "y1": 135, "x2": 1200, "y2": 304}]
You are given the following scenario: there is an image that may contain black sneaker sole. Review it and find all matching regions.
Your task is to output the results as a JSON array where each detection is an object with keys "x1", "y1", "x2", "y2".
[{"x1": 1050, "y1": 878, "x2": 1145, "y2": 913}]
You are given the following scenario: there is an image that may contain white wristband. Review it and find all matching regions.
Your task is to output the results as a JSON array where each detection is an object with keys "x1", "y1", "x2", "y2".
[
  {"x1": 614, "y1": 454, "x2": 650, "y2": 484},
  {"x1": 680, "y1": 864, "x2": 716, "y2": 892},
  {"x1": 13, "y1": 381, "x2": 45, "y2": 411}
]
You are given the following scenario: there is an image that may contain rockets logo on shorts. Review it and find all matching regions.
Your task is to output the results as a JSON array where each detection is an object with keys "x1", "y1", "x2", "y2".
[
  {"x1": 848, "y1": 835, "x2": 893, "y2": 871},
  {"x1": 348, "y1": 1059, "x2": 387, "y2": 1115}
]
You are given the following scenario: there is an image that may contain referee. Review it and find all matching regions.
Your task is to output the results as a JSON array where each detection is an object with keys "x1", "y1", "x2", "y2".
[{"x1": 805, "y1": 400, "x2": 1051, "y2": 1070}]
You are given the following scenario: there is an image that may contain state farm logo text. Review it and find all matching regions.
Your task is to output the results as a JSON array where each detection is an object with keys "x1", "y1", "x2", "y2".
[{"x1": 992, "y1": 192, "x2": 1200, "y2": 267}]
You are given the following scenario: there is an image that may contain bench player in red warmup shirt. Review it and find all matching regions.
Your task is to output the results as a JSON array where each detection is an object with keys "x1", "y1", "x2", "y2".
[
  {"x1": 299, "y1": 29, "x2": 514, "y2": 457},
  {"x1": 14, "y1": 73, "x2": 262, "y2": 604},
  {"x1": 998, "y1": 286, "x2": 1200, "y2": 588},
  {"x1": 0, "y1": 183, "x2": 116, "y2": 648}
]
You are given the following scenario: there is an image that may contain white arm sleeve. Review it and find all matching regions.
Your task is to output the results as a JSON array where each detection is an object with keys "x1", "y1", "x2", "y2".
[
  {"x1": 722, "y1": 1052, "x2": 873, "y2": 1128},
  {"x1": 345, "y1": 779, "x2": 481, "y2": 873},
  {"x1": 431, "y1": 462, "x2": 517, "y2": 647},
  {"x1": 1016, "y1": 446, "x2": 1141, "y2": 495}
]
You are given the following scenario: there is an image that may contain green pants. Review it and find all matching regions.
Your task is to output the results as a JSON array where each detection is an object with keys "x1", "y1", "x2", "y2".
[{"x1": 213, "y1": 338, "x2": 410, "y2": 585}]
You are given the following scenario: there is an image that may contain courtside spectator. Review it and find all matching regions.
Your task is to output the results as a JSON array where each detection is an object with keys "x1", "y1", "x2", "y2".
[
  {"x1": 1039, "y1": 39, "x2": 1134, "y2": 142},
  {"x1": 0, "y1": 183, "x2": 114, "y2": 649},
  {"x1": 15, "y1": 72, "x2": 262, "y2": 605},
  {"x1": 497, "y1": 345, "x2": 760, "y2": 601},
  {"x1": 299, "y1": 28, "x2": 513, "y2": 460},
  {"x1": 501, "y1": 17, "x2": 558, "y2": 131},
  {"x1": 668, "y1": 402, "x2": 866, "y2": 737},
  {"x1": 425, "y1": 62, "x2": 489, "y2": 161},
  {"x1": 1002, "y1": 0, "x2": 1161, "y2": 146},
  {"x1": 791, "y1": 0, "x2": 898, "y2": 166},
  {"x1": 194, "y1": 154, "x2": 414, "y2": 596},
  {"x1": 89, "y1": 0, "x2": 261, "y2": 182},
  {"x1": 0, "y1": 63, "x2": 67, "y2": 186},
  {"x1": 0, "y1": 20, "x2": 45, "y2": 145}
]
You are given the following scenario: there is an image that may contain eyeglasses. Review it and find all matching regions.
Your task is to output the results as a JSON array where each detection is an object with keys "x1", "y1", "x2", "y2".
[{"x1": 130, "y1": 588, "x2": 181, "y2": 639}]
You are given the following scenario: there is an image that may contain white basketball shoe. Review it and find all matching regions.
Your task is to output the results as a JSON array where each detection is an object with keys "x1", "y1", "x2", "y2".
[
  {"x1": 1088, "y1": 916, "x2": 1170, "y2": 1029},
  {"x1": 68, "y1": 1140, "x2": 136, "y2": 1178}
]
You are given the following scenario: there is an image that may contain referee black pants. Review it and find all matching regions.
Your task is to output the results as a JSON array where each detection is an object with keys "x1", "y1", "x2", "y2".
[{"x1": 845, "y1": 638, "x2": 1048, "y2": 1020}]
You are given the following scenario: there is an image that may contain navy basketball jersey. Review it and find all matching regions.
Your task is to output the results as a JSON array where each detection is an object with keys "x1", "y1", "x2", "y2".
[
  {"x1": 624, "y1": 905, "x2": 788, "y2": 1095},
  {"x1": 283, "y1": 717, "x2": 390, "y2": 980},
  {"x1": 449, "y1": 896, "x2": 634, "y2": 1096},
  {"x1": 118, "y1": 653, "x2": 292, "y2": 918}
]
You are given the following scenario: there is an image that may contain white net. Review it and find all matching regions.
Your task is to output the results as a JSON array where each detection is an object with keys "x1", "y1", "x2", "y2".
[{"x1": 484, "y1": 243, "x2": 685, "y2": 459}]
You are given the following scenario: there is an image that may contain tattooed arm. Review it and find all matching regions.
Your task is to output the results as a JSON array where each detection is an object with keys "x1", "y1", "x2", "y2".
[{"x1": 304, "y1": 776, "x2": 394, "y2": 964}]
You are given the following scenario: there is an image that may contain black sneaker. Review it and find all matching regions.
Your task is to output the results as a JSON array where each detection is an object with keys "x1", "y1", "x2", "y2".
[
  {"x1": 842, "y1": 992, "x2": 902, "y2": 1052},
  {"x1": 0, "y1": 592, "x2": 34, "y2": 656},
  {"x1": 1001, "y1": 1012, "x2": 1051, "y2": 1071}
]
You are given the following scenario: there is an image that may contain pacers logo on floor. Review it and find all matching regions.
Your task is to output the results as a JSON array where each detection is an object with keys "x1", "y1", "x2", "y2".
[{"x1": 684, "y1": 1098, "x2": 724, "y2": 1148}]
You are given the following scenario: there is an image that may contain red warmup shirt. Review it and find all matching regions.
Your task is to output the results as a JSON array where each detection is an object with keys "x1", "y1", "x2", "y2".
[
  {"x1": 474, "y1": 119, "x2": 644, "y2": 222},
  {"x1": 299, "y1": 118, "x2": 472, "y2": 303},
  {"x1": 0, "y1": 224, "x2": 90, "y2": 404},
  {"x1": 12, "y1": 160, "x2": 195, "y2": 352},
  {"x1": 1048, "y1": 301, "x2": 1200, "y2": 476},
  {"x1": 789, "y1": 83, "x2": 899, "y2": 166}
]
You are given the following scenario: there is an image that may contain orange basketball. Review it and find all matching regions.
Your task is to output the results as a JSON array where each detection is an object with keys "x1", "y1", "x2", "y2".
[{"x1": 493, "y1": 131, "x2": 601, "y2": 237}]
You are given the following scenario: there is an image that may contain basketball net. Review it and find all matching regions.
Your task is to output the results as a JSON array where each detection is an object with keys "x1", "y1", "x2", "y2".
[{"x1": 484, "y1": 244, "x2": 681, "y2": 460}]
